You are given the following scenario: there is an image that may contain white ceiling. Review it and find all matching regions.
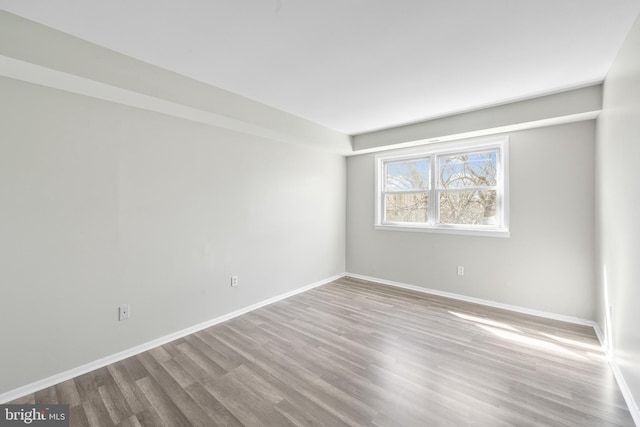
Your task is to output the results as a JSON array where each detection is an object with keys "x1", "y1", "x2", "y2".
[{"x1": 1, "y1": 1, "x2": 639, "y2": 135}]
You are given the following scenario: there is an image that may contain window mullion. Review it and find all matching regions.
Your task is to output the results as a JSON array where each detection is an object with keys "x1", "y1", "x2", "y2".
[{"x1": 430, "y1": 155, "x2": 437, "y2": 225}]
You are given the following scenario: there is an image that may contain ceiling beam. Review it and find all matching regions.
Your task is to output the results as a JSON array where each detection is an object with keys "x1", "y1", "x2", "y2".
[{"x1": 352, "y1": 84, "x2": 602, "y2": 154}]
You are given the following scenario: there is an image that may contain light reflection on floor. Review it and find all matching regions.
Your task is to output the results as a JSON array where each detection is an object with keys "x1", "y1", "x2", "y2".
[
  {"x1": 448, "y1": 309, "x2": 608, "y2": 362},
  {"x1": 448, "y1": 310, "x2": 522, "y2": 332},
  {"x1": 477, "y1": 324, "x2": 588, "y2": 360}
]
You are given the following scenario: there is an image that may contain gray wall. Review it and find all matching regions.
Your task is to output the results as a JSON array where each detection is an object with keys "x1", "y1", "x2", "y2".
[
  {"x1": 347, "y1": 121, "x2": 596, "y2": 319},
  {"x1": 596, "y1": 14, "x2": 640, "y2": 412},
  {"x1": 0, "y1": 76, "x2": 346, "y2": 395}
]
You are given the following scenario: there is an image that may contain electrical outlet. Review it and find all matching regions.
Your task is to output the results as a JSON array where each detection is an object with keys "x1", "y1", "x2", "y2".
[
  {"x1": 118, "y1": 304, "x2": 130, "y2": 321},
  {"x1": 231, "y1": 275, "x2": 238, "y2": 287},
  {"x1": 457, "y1": 266, "x2": 465, "y2": 276}
]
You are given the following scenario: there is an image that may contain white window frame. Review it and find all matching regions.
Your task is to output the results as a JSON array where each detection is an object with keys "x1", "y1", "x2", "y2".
[{"x1": 375, "y1": 136, "x2": 510, "y2": 238}]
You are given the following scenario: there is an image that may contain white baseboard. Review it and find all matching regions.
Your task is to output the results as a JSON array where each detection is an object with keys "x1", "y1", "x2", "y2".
[
  {"x1": 592, "y1": 325, "x2": 640, "y2": 426},
  {"x1": 609, "y1": 356, "x2": 640, "y2": 426},
  {"x1": 0, "y1": 273, "x2": 344, "y2": 404},
  {"x1": 346, "y1": 272, "x2": 639, "y2": 426},
  {"x1": 345, "y1": 273, "x2": 596, "y2": 326},
  {"x1": 592, "y1": 322, "x2": 607, "y2": 350}
]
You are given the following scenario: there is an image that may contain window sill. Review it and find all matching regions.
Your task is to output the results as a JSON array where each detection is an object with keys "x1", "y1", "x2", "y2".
[{"x1": 374, "y1": 224, "x2": 510, "y2": 238}]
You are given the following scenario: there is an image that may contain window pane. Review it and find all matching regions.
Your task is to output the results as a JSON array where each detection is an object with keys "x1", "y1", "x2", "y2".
[
  {"x1": 385, "y1": 193, "x2": 429, "y2": 223},
  {"x1": 439, "y1": 150, "x2": 497, "y2": 189},
  {"x1": 439, "y1": 190, "x2": 497, "y2": 225},
  {"x1": 385, "y1": 159, "x2": 430, "y2": 191}
]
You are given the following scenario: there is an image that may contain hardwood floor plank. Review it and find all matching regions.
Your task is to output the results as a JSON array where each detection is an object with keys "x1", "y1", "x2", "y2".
[
  {"x1": 227, "y1": 364, "x2": 285, "y2": 405},
  {"x1": 135, "y1": 376, "x2": 192, "y2": 427},
  {"x1": 34, "y1": 383, "x2": 58, "y2": 404},
  {"x1": 55, "y1": 378, "x2": 82, "y2": 408},
  {"x1": 138, "y1": 355, "x2": 213, "y2": 427},
  {"x1": 82, "y1": 395, "x2": 114, "y2": 427},
  {"x1": 116, "y1": 415, "x2": 143, "y2": 427},
  {"x1": 172, "y1": 352, "x2": 213, "y2": 384},
  {"x1": 239, "y1": 359, "x2": 359, "y2": 427},
  {"x1": 197, "y1": 330, "x2": 251, "y2": 370},
  {"x1": 148, "y1": 346, "x2": 172, "y2": 365},
  {"x1": 275, "y1": 397, "x2": 351, "y2": 427},
  {"x1": 183, "y1": 382, "x2": 244, "y2": 427},
  {"x1": 185, "y1": 333, "x2": 240, "y2": 373},
  {"x1": 69, "y1": 402, "x2": 91, "y2": 427},
  {"x1": 106, "y1": 362, "x2": 151, "y2": 414},
  {"x1": 175, "y1": 338, "x2": 228, "y2": 379},
  {"x1": 132, "y1": 408, "x2": 168, "y2": 427},
  {"x1": 97, "y1": 379, "x2": 133, "y2": 425},
  {"x1": 247, "y1": 343, "x2": 378, "y2": 425},
  {"x1": 203, "y1": 370, "x2": 295, "y2": 427},
  {"x1": 161, "y1": 358, "x2": 196, "y2": 389},
  {"x1": 120, "y1": 356, "x2": 150, "y2": 382},
  {"x1": 160, "y1": 341, "x2": 183, "y2": 359}
]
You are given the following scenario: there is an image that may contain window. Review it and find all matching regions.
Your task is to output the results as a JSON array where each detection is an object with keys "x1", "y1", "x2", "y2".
[{"x1": 375, "y1": 137, "x2": 509, "y2": 237}]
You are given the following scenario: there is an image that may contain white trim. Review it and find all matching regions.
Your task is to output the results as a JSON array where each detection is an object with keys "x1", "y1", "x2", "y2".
[
  {"x1": 0, "y1": 273, "x2": 344, "y2": 404},
  {"x1": 374, "y1": 224, "x2": 510, "y2": 238},
  {"x1": 346, "y1": 273, "x2": 596, "y2": 326},
  {"x1": 592, "y1": 325, "x2": 640, "y2": 426},
  {"x1": 608, "y1": 357, "x2": 640, "y2": 426},
  {"x1": 592, "y1": 322, "x2": 607, "y2": 349}
]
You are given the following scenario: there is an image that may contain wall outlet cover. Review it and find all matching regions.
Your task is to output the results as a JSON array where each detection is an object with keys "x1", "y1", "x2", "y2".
[{"x1": 118, "y1": 304, "x2": 130, "y2": 321}]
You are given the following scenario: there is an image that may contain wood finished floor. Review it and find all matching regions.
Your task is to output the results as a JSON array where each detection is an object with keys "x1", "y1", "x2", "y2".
[{"x1": 10, "y1": 277, "x2": 634, "y2": 426}]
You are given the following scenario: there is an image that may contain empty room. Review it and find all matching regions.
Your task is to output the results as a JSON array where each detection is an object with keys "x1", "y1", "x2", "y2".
[{"x1": 1, "y1": 1, "x2": 639, "y2": 426}]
